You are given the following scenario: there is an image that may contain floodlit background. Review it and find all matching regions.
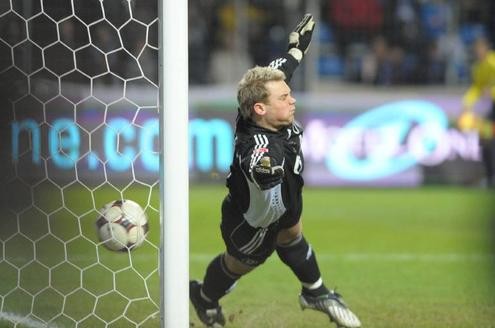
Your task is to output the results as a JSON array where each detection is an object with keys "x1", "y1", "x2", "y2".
[{"x1": 0, "y1": 1, "x2": 494, "y2": 327}]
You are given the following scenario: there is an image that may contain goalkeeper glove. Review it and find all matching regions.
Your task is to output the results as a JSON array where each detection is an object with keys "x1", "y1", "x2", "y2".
[
  {"x1": 288, "y1": 13, "x2": 316, "y2": 62},
  {"x1": 251, "y1": 156, "x2": 285, "y2": 190}
]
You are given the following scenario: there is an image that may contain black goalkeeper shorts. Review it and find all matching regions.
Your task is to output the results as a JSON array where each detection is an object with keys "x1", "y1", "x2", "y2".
[{"x1": 219, "y1": 194, "x2": 299, "y2": 267}]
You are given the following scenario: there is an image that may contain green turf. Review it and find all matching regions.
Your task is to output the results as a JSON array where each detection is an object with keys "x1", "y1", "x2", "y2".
[
  {"x1": 189, "y1": 186, "x2": 495, "y2": 328},
  {"x1": 0, "y1": 183, "x2": 161, "y2": 328},
  {"x1": 1, "y1": 185, "x2": 494, "y2": 327}
]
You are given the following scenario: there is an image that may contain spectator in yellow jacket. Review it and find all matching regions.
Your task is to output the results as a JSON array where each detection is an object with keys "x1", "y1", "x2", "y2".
[{"x1": 458, "y1": 36, "x2": 495, "y2": 187}]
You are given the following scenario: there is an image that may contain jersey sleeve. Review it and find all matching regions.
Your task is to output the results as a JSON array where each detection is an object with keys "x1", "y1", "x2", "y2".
[
  {"x1": 462, "y1": 64, "x2": 484, "y2": 108},
  {"x1": 462, "y1": 53, "x2": 495, "y2": 108},
  {"x1": 268, "y1": 53, "x2": 300, "y2": 83},
  {"x1": 239, "y1": 134, "x2": 285, "y2": 190}
]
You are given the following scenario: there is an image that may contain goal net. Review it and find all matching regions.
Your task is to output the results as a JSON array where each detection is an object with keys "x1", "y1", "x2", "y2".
[{"x1": 0, "y1": 0, "x2": 161, "y2": 327}]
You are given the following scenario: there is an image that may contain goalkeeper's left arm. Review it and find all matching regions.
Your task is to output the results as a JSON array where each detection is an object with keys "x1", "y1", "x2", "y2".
[{"x1": 268, "y1": 14, "x2": 315, "y2": 82}]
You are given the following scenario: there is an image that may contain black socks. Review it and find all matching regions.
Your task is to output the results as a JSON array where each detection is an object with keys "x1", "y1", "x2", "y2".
[
  {"x1": 201, "y1": 254, "x2": 241, "y2": 304},
  {"x1": 276, "y1": 235, "x2": 329, "y2": 297}
]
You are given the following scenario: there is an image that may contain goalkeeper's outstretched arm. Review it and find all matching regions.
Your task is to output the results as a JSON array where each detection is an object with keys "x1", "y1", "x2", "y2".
[{"x1": 268, "y1": 13, "x2": 315, "y2": 82}]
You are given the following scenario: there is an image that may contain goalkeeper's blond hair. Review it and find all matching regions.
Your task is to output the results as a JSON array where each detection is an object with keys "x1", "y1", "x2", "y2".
[{"x1": 237, "y1": 66, "x2": 286, "y2": 120}]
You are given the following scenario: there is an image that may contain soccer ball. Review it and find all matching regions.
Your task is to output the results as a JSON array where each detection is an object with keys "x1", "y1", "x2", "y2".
[{"x1": 96, "y1": 199, "x2": 149, "y2": 251}]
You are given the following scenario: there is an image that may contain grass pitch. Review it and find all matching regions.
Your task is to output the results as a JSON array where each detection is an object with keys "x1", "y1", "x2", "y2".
[
  {"x1": 190, "y1": 186, "x2": 495, "y2": 328},
  {"x1": 0, "y1": 184, "x2": 494, "y2": 327}
]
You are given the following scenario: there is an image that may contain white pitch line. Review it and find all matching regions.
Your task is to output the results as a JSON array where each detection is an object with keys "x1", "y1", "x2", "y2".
[
  {"x1": 0, "y1": 312, "x2": 58, "y2": 328},
  {"x1": 190, "y1": 253, "x2": 495, "y2": 263}
]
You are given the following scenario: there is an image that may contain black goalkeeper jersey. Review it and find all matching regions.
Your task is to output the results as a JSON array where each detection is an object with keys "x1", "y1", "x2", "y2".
[{"x1": 224, "y1": 54, "x2": 304, "y2": 229}]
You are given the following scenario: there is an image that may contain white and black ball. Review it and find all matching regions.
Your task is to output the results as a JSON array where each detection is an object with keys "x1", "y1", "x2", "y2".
[{"x1": 96, "y1": 199, "x2": 149, "y2": 251}]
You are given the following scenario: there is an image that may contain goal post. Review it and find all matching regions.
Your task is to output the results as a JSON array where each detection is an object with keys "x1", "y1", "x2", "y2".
[{"x1": 159, "y1": 0, "x2": 190, "y2": 327}]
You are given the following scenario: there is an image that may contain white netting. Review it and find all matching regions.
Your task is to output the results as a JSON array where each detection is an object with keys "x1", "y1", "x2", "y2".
[{"x1": 0, "y1": 0, "x2": 160, "y2": 327}]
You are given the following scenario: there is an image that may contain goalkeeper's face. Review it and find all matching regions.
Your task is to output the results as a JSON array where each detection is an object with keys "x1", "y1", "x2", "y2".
[{"x1": 258, "y1": 80, "x2": 296, "y2": 130}]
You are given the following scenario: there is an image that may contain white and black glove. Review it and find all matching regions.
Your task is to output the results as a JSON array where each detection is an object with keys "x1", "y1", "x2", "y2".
[
  {"x1": 251, "y1": 156, "x2": 285, "y2": 190},
  {"x1": 288, "y1": 13, "x2": 315, "y2": 63}
]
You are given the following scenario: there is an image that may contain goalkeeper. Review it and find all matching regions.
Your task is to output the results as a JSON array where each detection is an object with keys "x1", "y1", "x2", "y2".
[
  {"x1": 190, "y1": 14, "x2": 361, "y2": 328},
  {"x1": 458, "y1": 36, "x2": 495, "y2": 187}
]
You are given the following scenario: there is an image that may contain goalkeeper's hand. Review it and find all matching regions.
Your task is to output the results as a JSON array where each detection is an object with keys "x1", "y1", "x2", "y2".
[
  {"x1": 251, "y1": 156, "x2": 285, "y2": 190},
  {"x1": 288, "y1": 13, "x2": 316, "y2": 63}
]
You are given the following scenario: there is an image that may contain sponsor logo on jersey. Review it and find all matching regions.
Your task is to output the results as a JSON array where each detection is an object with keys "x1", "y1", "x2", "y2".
[{"x1": 253, "y1": 147, "x2": 269, "y2": 154}]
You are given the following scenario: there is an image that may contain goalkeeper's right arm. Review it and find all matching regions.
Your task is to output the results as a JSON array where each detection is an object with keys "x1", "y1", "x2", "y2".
[{"x1": 268, "y1": 13, "x2": 316, "y2": 82}]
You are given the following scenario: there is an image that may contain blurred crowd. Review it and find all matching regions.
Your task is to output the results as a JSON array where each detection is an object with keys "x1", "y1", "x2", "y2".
[
  {"x1": 190, "y1": 0, "x2": 495, "y2": 86},
  {"x1": 321, "y1": 0, "x2": 495, "y2": 85},
  {"x1": 2, "y1": 0, "x2": 493, "y2": 87}
]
